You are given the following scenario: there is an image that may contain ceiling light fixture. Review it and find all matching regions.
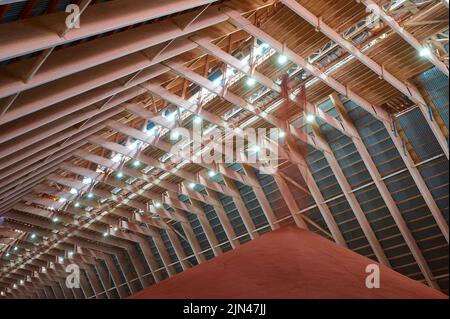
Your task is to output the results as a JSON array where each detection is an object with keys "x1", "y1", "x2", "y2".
[
  {"x1": 208, "y1": 170, "x2": 217, "y2": 178},
  {"x1": 306, "y1": 114, "x2": 316, "y2": 123},
  {"x1": 252, "y1": 145, "x2": 261, "y2": 154},
  {"x1": 246, "y1": 77, "x2": 256, "y2": 87},
  {"x1": 193, "y1": 116, "x2": 203, "y2": 124},
  {"x1": 170, "y1": 131, "x2": 180, "y2": 141},
  {"x1": 278, "y1": 54, "x2": 288, "y2": 65},
  {"x1": 419, "y1": 47, "x2": 431, "y2": 57}
]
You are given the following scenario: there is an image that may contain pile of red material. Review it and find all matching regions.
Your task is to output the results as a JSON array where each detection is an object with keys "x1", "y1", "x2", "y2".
[{"x1": 130, "y1": 227, "x2": 447, "y2": 299}]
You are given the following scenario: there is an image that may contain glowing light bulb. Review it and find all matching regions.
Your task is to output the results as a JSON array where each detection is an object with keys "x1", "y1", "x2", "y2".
[
  {"x1": 74, "y1": 202, "x2": 80, "y2": 208},
  {"x1": 133, "y1": 160, "x2": 141, "y2": 167},
  {"x1": 52, "y1": 217, "x2": 59, "y2": 223},
  {"x1": 116, "y1": 172, "x2": 124, "y2": 179},
  {"x1": 128, "y1": 141, "x2": 140, "y2": 150},
  {"x1": 252, "y1": 145, "x2": 261, "y2": 153},
  {"x1": 306, "y1": 114, "x2": 316, "y2": 123},
  {"x1": 208, "y1": 171, "x2": 217, "y2": 178},
  {"x1": 30, "y1": 233, "x2": 36, "y2": 239},
  {"x1": 69, "y1": 188, "x2": 78, "y2": 195},
  {"x1": 278, "y1": 55, "x2": 288, "y2": 65},
  {"x1": 279, "y1": 131, "x2": 286, "y2": 138},
  {"x1": 193, "y1": 116, "x2": 203, "y2": 124},
  {"x1": 87, "y1": 193, "x2": 94, "y2": 199},
  {"x1": 103, "y1": 232, "x2": 109, "y2": 237},
  {"x1": 189, "y1": 182, "x2": 196, "y2": 189},
  {"x1": 58, "y1": 198, "x2": 67, "y2": 203},
  {"x1": 246, "y1": 77, "x2": 256, "y2": 87},
  {"x1": 170, "y1": 131, "x2": 180, "y2": 141},
  {"x1": 154, "y1": 202, "x2": 162, "y2": 208}
]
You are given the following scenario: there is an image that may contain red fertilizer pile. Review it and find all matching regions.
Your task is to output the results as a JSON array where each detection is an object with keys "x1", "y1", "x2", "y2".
[{"x1": 130, "y1": 227, "x2": 447, "y2": 299}]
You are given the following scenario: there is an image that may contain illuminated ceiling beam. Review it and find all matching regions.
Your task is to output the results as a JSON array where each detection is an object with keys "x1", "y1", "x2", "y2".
[
  {"x1": 114, "y1": 103, "x2": 282, "y2": 234},
  {"x1": 84, "y1": 134, "x2": 251, "y2": 247},
  {"x1": 74, "y1": 148, "x2": 243, "y2": 249},
  {"x1": 106, "y1": 119, "x2": 260, "y2": 187},
  {"x1": 281, "y1": 0, "x2": 448, "y2": 159},
  {"x1": 73, "y1": 149, "x2": 223, "y2": 211},
  {"x1": 86, "y1": 134, "x2": 237, "y2": 198},
  {"x1": 52, "y1": 164, "x2": 225, "y2": 260},
  {"x1": 8, "y1": 248, "x2": 100, "y2": 298},
  {"x1": 162, "y1": 60, "x2": 388, "y2": 250},
  {"x1": 224, "y1": 8, "x2": 448, "y2": 243},
  {"x1": 139, "y1": 84, "x2": 345, "y2": 245},
  {"x1": 141, "y1": 80, "x2": 346, "y2": 246},
  {"x1": 163, "y1": 60, "x2": 329, "y2": 151},
  {"x1": 190, "y1": 35, "x2": 357, "y2": 141},
  {"x1": 45, "y1": 172, "x2": 185, "y2": 224},
  {"x1": 2, "y1": 221, "x2": 134, "y2": 297},
  {"x1": 359, "y1": 0, "x2": 449, "y2": 77},
  {"x1": 58, "y1": 161, "x2": 204, "y2": 216},
  {"x1": 0, "y1": 0, "x2": 222, "y2": 62},
  {"x1": 101, "y1": 120, "x2": 266, "y2": 246},
  {"x1": 1, "y1": 211, "x2": 153, "y2": 290},
  {"x1": 118, "y1": 103, "x2": 280, "y2": 234}
]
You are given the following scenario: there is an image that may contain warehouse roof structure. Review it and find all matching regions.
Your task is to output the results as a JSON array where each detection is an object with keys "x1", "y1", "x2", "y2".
[{"x1": 0, "y1": 0, "x2": 448, "y2": 299}]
